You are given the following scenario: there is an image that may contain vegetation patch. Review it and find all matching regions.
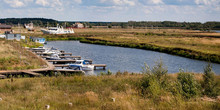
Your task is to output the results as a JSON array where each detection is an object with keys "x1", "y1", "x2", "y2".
[
  {"x1": 0, "y1": 62, "x2": 219, "y2": 110},
  {"x1": 0, "y1": 40, "x2": 46, "y2": 70}
]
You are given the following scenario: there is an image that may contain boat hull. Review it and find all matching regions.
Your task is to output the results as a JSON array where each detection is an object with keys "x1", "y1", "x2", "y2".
[
  {"x1": 41, "y1": 28, "x2": 74, "y2": 34},
  {"x1": 69, "y1": 64, "x2": 94, "y2": 71}
]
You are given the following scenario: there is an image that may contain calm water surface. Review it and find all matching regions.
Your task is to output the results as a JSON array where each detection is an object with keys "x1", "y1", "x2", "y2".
[
  {"x1": 45, "y1": 41, "x2": 220, "y2": 75},
  {"x1": 213, "y1": 30, "x2": 220, "y2": 33}
]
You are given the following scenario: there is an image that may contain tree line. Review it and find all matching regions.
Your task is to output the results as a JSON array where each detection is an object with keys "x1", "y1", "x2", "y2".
[{"x1": 0, "y1": 18, "x2": 219, "y2": 30}]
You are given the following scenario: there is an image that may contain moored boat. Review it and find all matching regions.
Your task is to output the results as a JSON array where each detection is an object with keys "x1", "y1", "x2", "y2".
[
  {"x1": 45, "y1": 53, "x2": 61, "y2": 60},
  {"x1": 67, "y1": 60, "x2": 94, "y2": 71},
  {"x1": 41, "y1": 25, "x2": 74, "y2": 34}
]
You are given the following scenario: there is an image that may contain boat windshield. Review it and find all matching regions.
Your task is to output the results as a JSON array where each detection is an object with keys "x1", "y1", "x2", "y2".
[
  {"x1": 75, "y1": 61, "x2": 82, "y2": 64},
  {"x1": 49, "y1": 29, "x2": 58, "y2": 31}
]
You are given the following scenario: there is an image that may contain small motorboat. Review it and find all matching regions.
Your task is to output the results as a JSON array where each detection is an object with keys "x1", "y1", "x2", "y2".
[
  {"x1": 43, "y1": 47, "x2": 61, "y2": 54},
  {"x1": 67, "y1": 65, "x2": 83, "y2": 71},
  {"x1": 45, "y1": 53, "x2": 61, "y2": 60},
  {"x1": 67, "y1": 60, "x2": 94, "y2": 71}
]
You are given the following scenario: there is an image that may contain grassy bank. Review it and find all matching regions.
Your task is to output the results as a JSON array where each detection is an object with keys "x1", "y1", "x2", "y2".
[
  {"x1": 22, "y1": 28, "x2": 220, "y2": 63},
  {"x1": 0, "y1": 39, "x2": 46, "y2": 70},
  {"x1": 0, "y1": 72, "x2": 219, "y2": 110}
]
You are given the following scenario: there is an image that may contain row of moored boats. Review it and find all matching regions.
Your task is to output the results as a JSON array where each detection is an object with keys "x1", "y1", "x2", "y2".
[{"x1": 32, "y1": 46, "x2": 95, "y2": 71}]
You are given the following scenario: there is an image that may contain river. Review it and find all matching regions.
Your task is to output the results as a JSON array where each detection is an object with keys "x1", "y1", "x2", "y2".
[
  {"x1": 45, "y1": 41, "x2": 220, "y2": 75},
  {"x1": 213, "y1": 30, "x2": 220, "y2": 33}
]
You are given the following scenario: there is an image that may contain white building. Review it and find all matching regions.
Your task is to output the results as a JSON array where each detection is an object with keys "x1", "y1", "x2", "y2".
[{"x1": 73, "y1": 23, "x2": 84, "y2": 28}]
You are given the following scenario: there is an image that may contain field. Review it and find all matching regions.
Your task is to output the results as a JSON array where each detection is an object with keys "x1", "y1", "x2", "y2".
[
  {"x1": 18, "y1": 27, "x2": 220, "y2": 63},
  {"x1": 76, "y1": 28, "x2": 220, "y2": 55},
  {"x1": 0, "y1": 73, "x2": 219, "y2": 110}
]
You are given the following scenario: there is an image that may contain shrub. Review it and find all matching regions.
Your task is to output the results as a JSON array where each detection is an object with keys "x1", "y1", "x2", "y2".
[
  {"x1": 107, "y1": 69, "x2": 112, "y2": 75},
  {"x1": 177, "y1": 71, "x2": 200, "y2": 99},
  {"x1": 151, "y1": 60, "x2": 168, "y2": 82},
  {"x1": 202, "y1": 64, "x2": 219, "y2": 97},
  {"x1": 140, "y1": 60, "x2": 168, "y2": 98},
  {"x1": 142, "y1": 60, "x2": 168, "y2": 86},
  {"x1": 140, "y1": 75, "x2": 162, "y2": 98}
]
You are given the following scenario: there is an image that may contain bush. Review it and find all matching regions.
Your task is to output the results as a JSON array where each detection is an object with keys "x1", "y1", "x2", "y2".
[
  {"x1": 140, "y1": 75, "x2": 162, "y2": 98},
  {"x1": 140, "y1": 60, "x2": 168, "y2": 98},
  {"x1": 142, "y1": 60, "x2": 168, "y2": 86},
  {"x1": 151, "y1": 60, "x2": 168, "y2": 82},
  {"x1": 202, "y1": 64, "x2": 219, "y2": 97},
  {"x1": 177, "y1": 71, "x2": 200, "y2": 99}
]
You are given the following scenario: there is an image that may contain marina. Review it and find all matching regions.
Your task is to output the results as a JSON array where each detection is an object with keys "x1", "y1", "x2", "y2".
[{"x1": 0, "y1": 45, "x2": 106, "y2": 78}]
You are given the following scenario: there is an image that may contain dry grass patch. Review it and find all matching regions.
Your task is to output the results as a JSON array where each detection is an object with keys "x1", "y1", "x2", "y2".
[{"x1": 0, "y1": 40, "x2": 46, "y2": 70}]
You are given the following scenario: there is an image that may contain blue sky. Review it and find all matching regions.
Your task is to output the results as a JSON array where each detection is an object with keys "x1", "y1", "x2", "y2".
[{"x1": 0, "y1": 0, "x2": 219, "y2": 22}]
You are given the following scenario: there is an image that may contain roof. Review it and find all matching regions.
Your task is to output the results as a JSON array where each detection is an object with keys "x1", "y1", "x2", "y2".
[{"x1": 0, "y1": 24, "x2": 12, "y2": 29}]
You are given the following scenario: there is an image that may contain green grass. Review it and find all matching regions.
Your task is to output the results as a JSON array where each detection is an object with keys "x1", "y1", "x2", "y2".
[{"x1": 0, "y1": 74, "x2": 219, "y2": 110}]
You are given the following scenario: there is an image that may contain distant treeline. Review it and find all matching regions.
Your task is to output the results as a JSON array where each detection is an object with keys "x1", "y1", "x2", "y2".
[{"x1": 0, "y1": 18, "x2": 220, "y2": 30}]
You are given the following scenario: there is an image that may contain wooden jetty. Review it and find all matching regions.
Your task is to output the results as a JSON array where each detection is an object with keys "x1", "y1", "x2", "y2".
[
  {"x1": 23, "y1": 71, "x2": 43, "y2": 77},
  {"x1": 36, "y1": 53, "x2": 72, "y2": 56},
  {"x1": 93, "y1": 64, "x2": 106, "y2": 70},
  {"x1": 31, "y1": 50, "x2": 65, "y2": 53},
  {"x1": 55, "y1": 69, "x2": 85, "y2": 73},
  {"x1": 0, "y1": 75, "x2": 6, "y2": 79},
  {"x1": 54, "y1": 64, "x2": 106, "y2": 70},
  {"x1": 47, "y1": 59, "x2": 93, "y2": 64},
  {"x1": 41, "y1": 56, "x2": 81, "y2": 59}
]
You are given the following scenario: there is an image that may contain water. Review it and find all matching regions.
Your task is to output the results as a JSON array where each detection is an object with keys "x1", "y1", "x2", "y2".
[
  {"x1": 213, "y1": 30, "x2": 220, "y2": 33},
  {"x1": 45, "y1": 41, "x2": 220, "y2": 74}
]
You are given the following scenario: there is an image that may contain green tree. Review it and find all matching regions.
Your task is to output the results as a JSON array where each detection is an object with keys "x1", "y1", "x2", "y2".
[
  {"x1": 177, "y1": 71, "x2": 200, "y2": 99},
  {"x1": 202, "y1": 64, "x2": 219, "y2": 97},
  {"x1": 140, "y1": 60, "x2": 168, "y2": 97}
]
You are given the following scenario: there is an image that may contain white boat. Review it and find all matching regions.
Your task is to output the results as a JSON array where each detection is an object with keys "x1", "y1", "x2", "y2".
[
  {"x1": 31, "y1": 46, "x2": 46, "y2": 51},
  {"x1": 43, "y1": 47, "x2": 61, "y2": 54},
  {"x1": 45, "y1": 53, "x2": 61, "y2": 60},
  {"x1": 68, "y1": 60, "x2": 94, "y2": 71},
  {"x1": 41, "y1": 25, "x2": 74, "y2": 34}
]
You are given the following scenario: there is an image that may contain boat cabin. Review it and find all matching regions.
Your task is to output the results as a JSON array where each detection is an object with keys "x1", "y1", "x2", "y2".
[{"x1": 30, "y1": 37, "x2": 46, "y2": 44}]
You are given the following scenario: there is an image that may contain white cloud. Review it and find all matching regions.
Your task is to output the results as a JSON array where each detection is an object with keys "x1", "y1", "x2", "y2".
[
  {"x1": 3, "y1": 0, "x2": 25, "y2": 7},
  {"x1": 35, "y1": 0, "x2": 49, "y2": 6},
  {"x1": 195, "y1": 0, "x2": 219, "y2": 5},
  {"x1": 148, "y1": 0, "x2": 163, "y2": 5},
  {"x1": 123, "y1": 0, "x2": 135, "y2": 6},
  {"x1": 35, "y1": 0, "x2": 62, "y2": 7},
  {"x1": 150, "y1": 0, "x2": 163, "y2": 4}
]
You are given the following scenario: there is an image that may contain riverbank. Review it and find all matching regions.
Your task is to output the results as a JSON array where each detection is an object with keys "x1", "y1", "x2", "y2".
[
  {"x1": 22, "y1": 28, "x2": 220, "y2": 63},
  {"x1": 0, "y1": 72, "x2": 219, "y2": 110},
  {"x1": 0, "y1": 39, "x2": 46, "y2": 70}
]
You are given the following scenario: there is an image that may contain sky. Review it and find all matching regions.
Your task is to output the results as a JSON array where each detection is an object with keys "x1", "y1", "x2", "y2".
[{"x1": 0, "y1": 0, "x2": 219, "y2": 22}]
